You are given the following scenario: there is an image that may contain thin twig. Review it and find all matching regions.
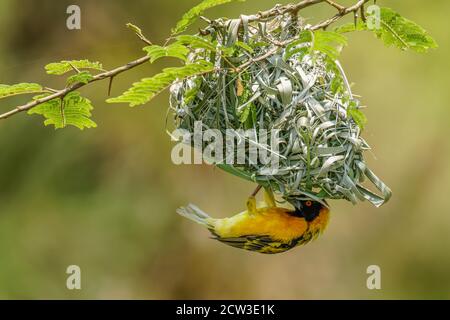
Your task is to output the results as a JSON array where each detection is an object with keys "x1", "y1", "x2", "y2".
[
  {"x1": 135, "y1": 34, "x2": 153, "y2": 46},
  {"x1": 311, "y1": 0, "x2": 370, "y2": 30},
  {"x1": 234, "y1": 46, "x2": 279, "y2": 73},
  {"x1": 245, "y1": 0, "x2": 324, "y2": 22},
  {"x1": 68, "y1": 62, "x2": 81, "y2": 74},
  {"x1": 251, "y1": 185, "x2": 263, "y2": 197},
  {"x1": 243, "y1": 0, "x2": 361, "y2": 22},
  {"x1": 108, "y1": 76, "x2": 115, "y2": 96},
  {"x1": 325, "y1": 0, "x2": 346, "y2": 12}
]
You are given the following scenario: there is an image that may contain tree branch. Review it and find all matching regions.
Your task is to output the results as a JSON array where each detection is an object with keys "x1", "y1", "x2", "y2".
[
  {"x1": 0, "y1": 0, "x2": 370, "y2": 121},
  {"x1": 236, "y1": 0, "x2": 370, "y2": 72},
  {"x1": 245, "y1": 0, "x2": 325, "y2": 22},
  {"x1": 324, "y1": 0, "x2": 346, "y2": 13},
  {"x1": 242, "y1": 0, "x2": 366, "y2": 23},
  {"x1": 311, "y1": 0, "x2": 370, "y2": 30},
  {"x1": 0, "y1": 56, "x2": 150, "y2": 120}
]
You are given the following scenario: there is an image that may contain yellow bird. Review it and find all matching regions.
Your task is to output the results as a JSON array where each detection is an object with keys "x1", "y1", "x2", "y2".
[{"x1": 177, "y1": 188, "x2": 330, "y2": 254}]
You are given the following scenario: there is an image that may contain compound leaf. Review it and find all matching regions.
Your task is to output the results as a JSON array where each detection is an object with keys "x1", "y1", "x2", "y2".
[
  {"x1": 335, "y1": 7, "x2": 438, "y2": 53},
  {"x1": 144, "y1": 44, "x2": 189, "y2": 63},
  {"x1": 107, "y1": 61, "x2": 214, "y2": 107},
  {"x1": 45, "y1": 60, "x2": 103, "y2": 75},
  {"x1": 172, "y1": 0, "x2": 246, "y2": 35},
  {"x1": 66, "y1": 71, "x2": 94, "y2": 86},
  {"x1": 0, "y1": 83, "x2": 45, "y2": 99},
  {"x1": 347, "y1": 102, "x2": 367, "y2": 130},
  {"x1": 28, "y1": 91, "x2": 97, "y2": 130}
]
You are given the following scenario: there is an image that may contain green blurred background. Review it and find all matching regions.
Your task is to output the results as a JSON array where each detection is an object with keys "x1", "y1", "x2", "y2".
[{"x1": 0, "y1": 0, "x2": 449, "y2": 299}]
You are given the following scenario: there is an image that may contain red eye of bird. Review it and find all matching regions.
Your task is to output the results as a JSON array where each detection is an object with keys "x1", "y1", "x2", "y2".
[{"x1": 305, "y1": 201, "x2": 312, "y2": 207}]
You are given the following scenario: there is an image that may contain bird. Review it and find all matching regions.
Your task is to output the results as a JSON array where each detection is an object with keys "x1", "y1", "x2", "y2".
[{"x1": 177, "y1": 187, "x2": 330, "y2": 254}]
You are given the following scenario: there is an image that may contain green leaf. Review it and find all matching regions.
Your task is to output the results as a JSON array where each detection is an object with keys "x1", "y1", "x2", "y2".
[
  {"x1": 126, "y1": 23, "x2": 148, "y2": 40},
  {"x1": 284, "y1": 32, "x2": 310, "y2": 60},
  {"x1": 126, "y1": 23, "x2": 144, "y2": 36},
  {"x1": 107, "y1": 61, "x2": 214, "y2": 107},
  {"x1": 285, "y1": 31, "x2": 347, "y2": 93},
  {"x1": 347, "y1": 102, "x2": 367, "y2": 130},
  {"x1": 335, "y1": 7, "x2": 438, "y2": 53},
  {"x1": 313, "y1": 31, "x2": 347, "y2": 60},
  {"x1": 143, "y1": 44, "x2": 189, "y2": 63},
  {"x1": 0, "y1": 83, "x2": 44, "y2": 99},
  {"x1": 45, "y1": 60, "x2": 103, "y2": 75},
  {"x1": 172, "y1": 0, "x2": 246, "y2": 35},
  {"x1": 239, "y1": 104, "x2": 251, "y2": 123},
  {"x1": 184, "y1": 78, "x2": 202, "y2": 104},
  {"x1": 28, "y1": 92, "x2": 97, "y2": 130},
  {"x1": 246, "y1": 104, "x2": 257, "y2": 130},
  {"x1": 234, "y1": 41, "x2": 254, "y2": 54},
  {"x1": 330, "y1": 69, "x2": 345, "y2": 94},
  {"x1": 334, "y1": 20, "x2": 367, "y2": 34},
  {"x1": 66, "y1": 71, "x2": 94, "y2": 86},
  {"x1": 285, "y1": 30, "x2": 347, "y2": 60},
  {"x1": 176, "y1": 35, "x2": 218, "y2": 52}
]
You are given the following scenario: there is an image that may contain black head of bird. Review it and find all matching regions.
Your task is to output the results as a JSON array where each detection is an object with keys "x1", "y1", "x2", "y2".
[{"x1": 294, "y1": 200, "x2": 327, "y2": 222}]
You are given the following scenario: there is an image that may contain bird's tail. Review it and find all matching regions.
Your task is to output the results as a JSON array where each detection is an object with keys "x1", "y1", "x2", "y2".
[{"x1": 177, "y1": 204, "x2": 214, "y2": 229}]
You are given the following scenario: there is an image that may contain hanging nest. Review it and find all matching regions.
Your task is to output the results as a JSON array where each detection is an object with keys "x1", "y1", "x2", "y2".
[{"x1": 170, "y1": 14, "x2": 391, "y2": 207}]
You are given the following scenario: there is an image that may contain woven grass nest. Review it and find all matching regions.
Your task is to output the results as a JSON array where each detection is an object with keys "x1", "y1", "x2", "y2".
[{"x1": 170, "y1": 14, "x2": 391, "y2": 207}]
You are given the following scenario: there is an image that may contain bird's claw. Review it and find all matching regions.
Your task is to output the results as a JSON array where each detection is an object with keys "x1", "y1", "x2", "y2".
[
  {"x1": 246, "y1": 196, "x2": 257, "y2": 214},
  {"x1": 263, "y1": 187, "x2": 276, "y2": 208}
]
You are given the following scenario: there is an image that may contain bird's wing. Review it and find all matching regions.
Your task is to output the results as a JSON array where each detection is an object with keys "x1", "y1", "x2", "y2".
[{"x1": 213, "y1": 235, "x2": 293, "y2": 254}]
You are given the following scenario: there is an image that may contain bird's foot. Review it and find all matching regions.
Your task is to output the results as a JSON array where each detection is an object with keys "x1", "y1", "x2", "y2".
[
  {"x1": 246, "y1": 196, "x2": 257, "y2": 215},
  {"x1": 263, "y1": 187, "x2": 276, "y2": 208}
]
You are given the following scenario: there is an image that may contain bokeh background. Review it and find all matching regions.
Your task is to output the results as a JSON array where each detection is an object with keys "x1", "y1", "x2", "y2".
[{"x1": 0, "y1": 0, "x2": 449, "y2": 299}]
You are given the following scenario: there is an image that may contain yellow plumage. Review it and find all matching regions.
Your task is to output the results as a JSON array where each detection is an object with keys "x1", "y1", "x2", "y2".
[
  {"x1": 177, "y1": 189, "x2": 330, "y2": 254},
  {"x1": 213, "y1": 207, "x2": 309, "y2": 242}
]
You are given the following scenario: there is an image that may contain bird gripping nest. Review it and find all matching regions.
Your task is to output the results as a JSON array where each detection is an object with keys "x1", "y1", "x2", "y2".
[{"x1": 170, "y1": 13, "x2": 391, "y2": 208}]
